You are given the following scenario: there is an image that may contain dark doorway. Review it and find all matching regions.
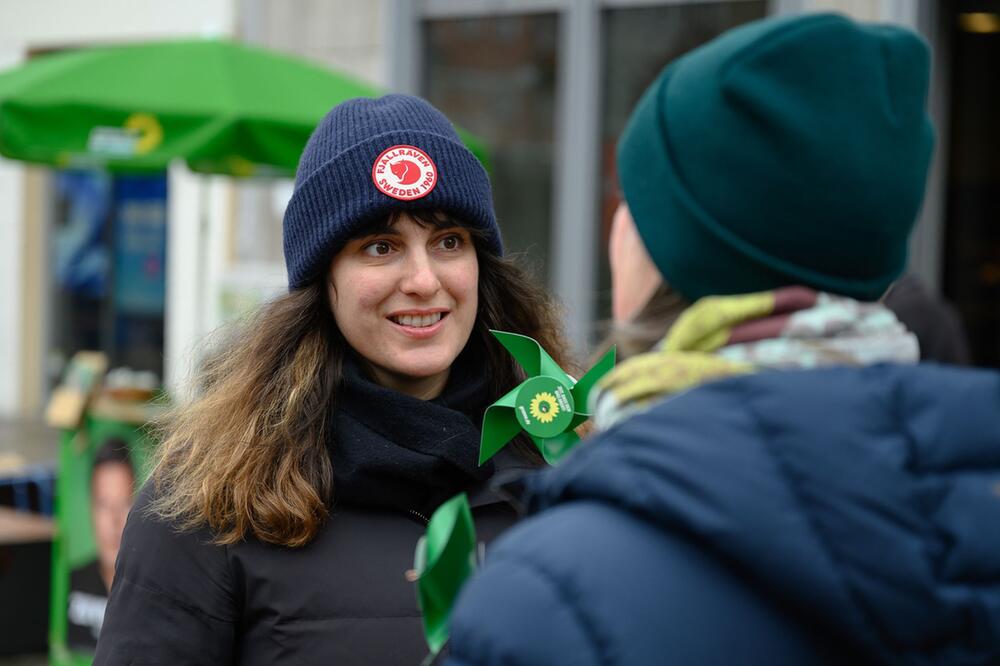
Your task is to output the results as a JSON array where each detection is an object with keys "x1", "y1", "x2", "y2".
[{"x1": 943, "y1": 0, "x2": 1000, "y2": 366}]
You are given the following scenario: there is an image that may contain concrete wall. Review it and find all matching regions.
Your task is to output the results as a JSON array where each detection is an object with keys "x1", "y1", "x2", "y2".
[
  {"x1": 0, "y1": 0, "x2": 234, "y2": 47},
  {"x1": 239, "y1": 0, "x2": 386, "y2": 85}
]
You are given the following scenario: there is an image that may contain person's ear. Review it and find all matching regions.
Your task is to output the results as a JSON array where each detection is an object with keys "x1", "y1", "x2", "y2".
[{"x1": 326, "y1": 274, "x2": 337, "y2": 306}]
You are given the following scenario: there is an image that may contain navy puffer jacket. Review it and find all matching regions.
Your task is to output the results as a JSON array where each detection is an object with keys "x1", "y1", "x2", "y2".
[{"x1": 446, "y1": 364, "x2": 1000, "y2": 665}]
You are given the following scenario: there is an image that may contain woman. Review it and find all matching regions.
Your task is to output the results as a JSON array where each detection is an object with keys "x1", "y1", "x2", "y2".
[
  {"x1": 94, "y1": 94, "x2": 572, "y2": 665},
  {"x1": 445, "y1": 14, "x2": 1000, "y2": 665}
]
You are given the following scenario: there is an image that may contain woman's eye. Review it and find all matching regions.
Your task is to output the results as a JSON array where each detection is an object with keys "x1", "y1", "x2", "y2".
[
  {"x1": 363, "y1": 241, "x2": 393, "y2": 257},
  {"x1": 437, "y1": 234, "x2": 462, "y2": 250}
]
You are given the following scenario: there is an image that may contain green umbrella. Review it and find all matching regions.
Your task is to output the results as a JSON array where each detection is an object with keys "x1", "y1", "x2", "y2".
[{"x1": 0, "y1": 39, "x2": 490, "y2": 177}]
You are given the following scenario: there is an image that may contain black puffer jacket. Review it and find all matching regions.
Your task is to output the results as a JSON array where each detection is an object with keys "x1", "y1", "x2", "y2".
[
  {"x1": 95, "y1": 487, "x2": 515, "y2": 665},
  {"x1": 95, "y1": 354, "x2": 526, "y2": 665}
]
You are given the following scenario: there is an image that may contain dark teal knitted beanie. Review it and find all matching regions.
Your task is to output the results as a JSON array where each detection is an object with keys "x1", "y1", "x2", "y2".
[
  {"x1": 617, "y1": 13, "x2": 935, "y2": 302},
  {"x1": 283, "y1": 94, "x2": 501, "y2": 289}
]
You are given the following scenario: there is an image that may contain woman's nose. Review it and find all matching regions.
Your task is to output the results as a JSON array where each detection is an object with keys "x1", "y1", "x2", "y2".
[{"x1": 400, "y1": 250, "x2": 441, "y2": 297}]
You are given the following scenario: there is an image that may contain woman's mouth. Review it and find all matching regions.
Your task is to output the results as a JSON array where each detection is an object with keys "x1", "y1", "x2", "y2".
[{"x1": 387, "y1": 312, "x2": 448, "y2": 328}]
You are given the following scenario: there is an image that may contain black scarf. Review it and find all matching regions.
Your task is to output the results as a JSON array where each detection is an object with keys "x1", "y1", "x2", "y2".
[{"x1": 330, "y1": 349, "x2": 497, "y2": 518}]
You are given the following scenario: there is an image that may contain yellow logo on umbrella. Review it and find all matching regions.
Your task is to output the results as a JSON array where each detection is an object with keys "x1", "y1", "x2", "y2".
[
  {"x1": 86, "y1": 112, "x2": 164, "y2": 158},
  {"x1": 124, "y1": 113, "x2": 163, "y2": 154},
  {"x1": 529, "y1": 392, "x2": 559, "y2": 424}
]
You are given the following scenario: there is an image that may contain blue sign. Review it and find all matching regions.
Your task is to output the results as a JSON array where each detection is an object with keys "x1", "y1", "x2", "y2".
[{"x1": 112, "y1": 175, "x2": 167, "y2": 316}]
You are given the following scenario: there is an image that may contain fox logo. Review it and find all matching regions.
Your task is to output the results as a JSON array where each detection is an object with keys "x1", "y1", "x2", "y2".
[
  {"x1": 372, "y1": 145, "x2": 438, "y2": 201},
  {"x1": 390, "y1": 159, "x2": 422, "y2": 185}
]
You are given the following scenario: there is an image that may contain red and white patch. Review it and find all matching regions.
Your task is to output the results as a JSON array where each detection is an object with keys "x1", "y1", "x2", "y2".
[{"x1": 371, "y1": 145, "x2": 438, "y2": 201}]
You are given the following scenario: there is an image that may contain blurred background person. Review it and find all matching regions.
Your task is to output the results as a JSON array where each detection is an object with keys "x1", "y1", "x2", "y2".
[
  {"x1": 66, "y1": 438, "x2": 135, "y2": 653},
  {"x1": 444, "y1": 13, "x2": 1000, "y2": 666}
]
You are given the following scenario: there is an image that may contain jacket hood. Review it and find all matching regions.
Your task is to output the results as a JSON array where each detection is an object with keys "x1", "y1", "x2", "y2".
[{"x1": 524, "y1": 364, "x2": 1000, "y2": 664}]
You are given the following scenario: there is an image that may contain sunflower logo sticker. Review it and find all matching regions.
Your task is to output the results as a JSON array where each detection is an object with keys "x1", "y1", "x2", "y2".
[
  {"x1": 513, "y1": 376, "x2": 574, "y2": 438},
  {"x1": 529, "y1": 392, "x2": 559, "y2": 424}
]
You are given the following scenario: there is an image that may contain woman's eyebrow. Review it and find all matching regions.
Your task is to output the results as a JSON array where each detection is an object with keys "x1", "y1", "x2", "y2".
[
  {"x1": 353, "y1": 224, "x2": 402, "y2": 240},
  {"x1": 427, "y1": 223, "x2": 470, "y2": 236}
]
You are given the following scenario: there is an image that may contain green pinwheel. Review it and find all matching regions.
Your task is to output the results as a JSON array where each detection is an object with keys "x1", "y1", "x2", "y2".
[
  {"x1": 480, "y1": 330, "x2": 616, "y2": 465},
  {"x1": 411, "y1": 493, "x2": 477, "y2": 658},
  {"x1": 409, "y1": 335, "x2": 615, "y2": 656}
]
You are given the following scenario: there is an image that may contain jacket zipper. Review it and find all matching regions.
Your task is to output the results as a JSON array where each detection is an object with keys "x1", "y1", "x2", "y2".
[{"x1": 407, "y1": 508, "x2": 429, "y2": 525}]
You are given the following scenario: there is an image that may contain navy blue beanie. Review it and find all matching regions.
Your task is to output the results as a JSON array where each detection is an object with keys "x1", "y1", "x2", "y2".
[{"x1": 283, "y1": 94, "x2": 502, "y2": 289}]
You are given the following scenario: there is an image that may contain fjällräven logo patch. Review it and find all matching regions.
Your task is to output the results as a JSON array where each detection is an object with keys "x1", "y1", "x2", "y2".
[{"x1": 372, "y1": 145, "x2": 438, "y2": 200}]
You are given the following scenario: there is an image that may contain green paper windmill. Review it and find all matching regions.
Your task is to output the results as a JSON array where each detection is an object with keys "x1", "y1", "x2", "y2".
[
  {"x1": 480, "y1": 330, "x2": 616, "y2": 465},
  {"x1": 411, "y1": 493, "x2": 477, "y2": 659}
]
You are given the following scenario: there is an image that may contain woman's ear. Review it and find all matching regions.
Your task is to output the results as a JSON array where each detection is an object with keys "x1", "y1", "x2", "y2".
[{"x1": 326, "y1": 273, "x2": 337, "y2": 307}]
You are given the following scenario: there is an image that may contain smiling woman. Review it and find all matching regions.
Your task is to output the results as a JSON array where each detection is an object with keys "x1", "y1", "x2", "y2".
[
  {"x1": 329, "y1": 212, "x2": 480, "y2": 399},
  {"x1": 93, "y1": 95, "x2": 573, "y2": 666}
]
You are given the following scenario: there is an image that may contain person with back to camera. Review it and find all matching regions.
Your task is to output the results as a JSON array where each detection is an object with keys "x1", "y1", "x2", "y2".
[
  {"x1": 444, "y1": 13, "x2": 1000, "y2": 666},
  {"x1": 94, "y1": 94, "x2": 574, "y2": 665}
]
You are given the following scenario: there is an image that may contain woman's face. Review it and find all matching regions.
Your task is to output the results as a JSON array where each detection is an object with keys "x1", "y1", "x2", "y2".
[
  {"x1": 609, "y1": 201, "x2": 663, "y2": 323},
  {"x1": 328, "y1": 213, "x2": 479, "y2": 399}
]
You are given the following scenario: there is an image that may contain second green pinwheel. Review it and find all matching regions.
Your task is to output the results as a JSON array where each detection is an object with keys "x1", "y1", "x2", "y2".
[
  {"x1": 412, "y1": 493, "x2": 477, "y2": 657},
  {"x1": 480, "y1": 331, "x2": 616, "y2": 465}
]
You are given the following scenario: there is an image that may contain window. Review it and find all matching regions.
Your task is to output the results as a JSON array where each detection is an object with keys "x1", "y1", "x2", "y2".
[{"x1": 422, "y1": 14, "x2": 560, "y2": 281}]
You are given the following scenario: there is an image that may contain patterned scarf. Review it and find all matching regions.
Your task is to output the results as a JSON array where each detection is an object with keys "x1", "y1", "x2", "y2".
[{"x1": 591, "y1": 286, "x2": 918, "y2": 431}]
